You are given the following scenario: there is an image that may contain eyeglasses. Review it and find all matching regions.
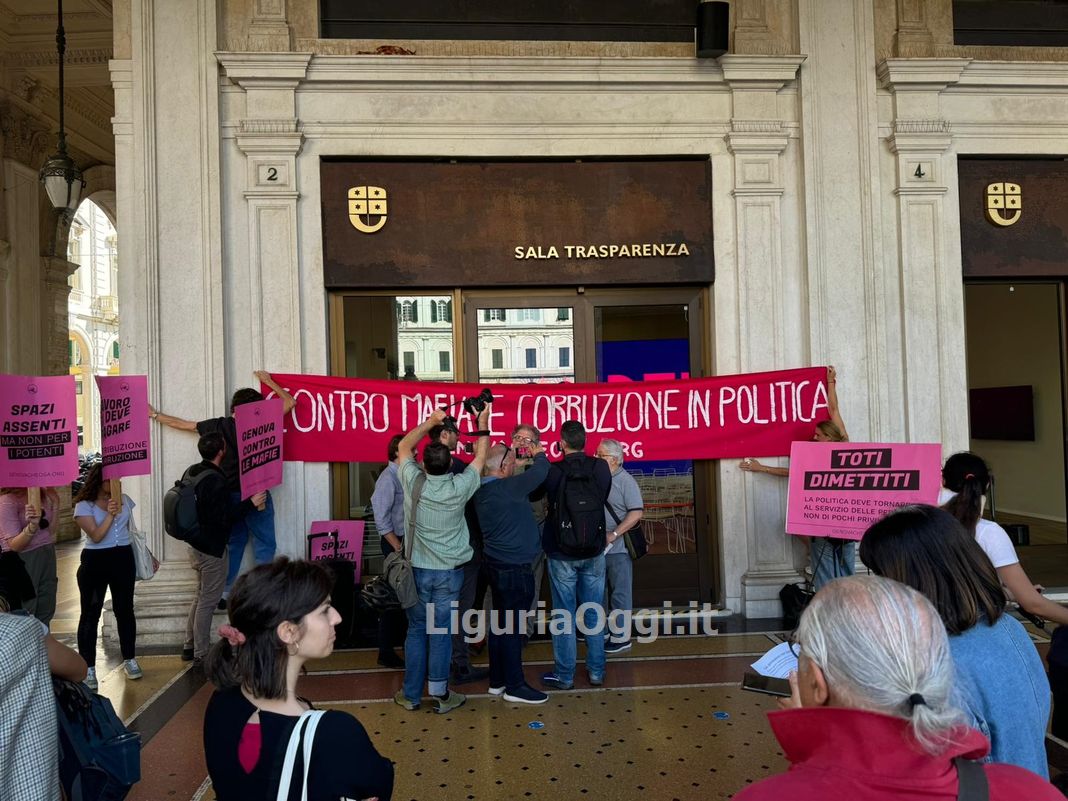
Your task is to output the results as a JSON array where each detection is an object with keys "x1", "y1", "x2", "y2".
[
  {"x1": 787, "y1": 629, "x2": 801, "y2": 659},
  {"x1": 512, "y1": 434, "x2": 534, "y2": 444}
]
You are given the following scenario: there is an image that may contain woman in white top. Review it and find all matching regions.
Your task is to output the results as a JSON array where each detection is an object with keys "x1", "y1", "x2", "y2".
[
  {"x1": 941, "y1": 451, "x2": 1068, "y2": 626},
  {"x1": 72, "y1": 463, "x2": 141, "y2": 689}
]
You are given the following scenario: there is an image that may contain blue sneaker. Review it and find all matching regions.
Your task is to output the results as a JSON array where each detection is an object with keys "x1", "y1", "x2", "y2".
[
  {"x1": 123, "y1": 659, "x2": 143, "y2": 680},
  {"x1": 540, "y1": 672, "x2": 574, "y2": 690}
]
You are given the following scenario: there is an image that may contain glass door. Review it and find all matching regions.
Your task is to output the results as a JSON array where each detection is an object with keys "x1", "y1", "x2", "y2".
[
  {"x1": 462, "y1": 292, "x2": 586, "y2": 384},
  {"x1": 464, "y1": 288, "x2": 712, "y2": 606},
  {"x1": 585, "y1": 290, "x2": 709, "y2": 605},
  {"x1": 332, "y1": 287, "x2": 715, "y2": 605},
  {"x1": 330, "y1": 292, "x2": 459, "y2": 575}
]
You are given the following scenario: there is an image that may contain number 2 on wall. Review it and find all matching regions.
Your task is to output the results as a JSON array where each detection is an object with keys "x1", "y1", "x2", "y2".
[{"x1": 266, "y1": 167, "x2": 278, "y2": 181}]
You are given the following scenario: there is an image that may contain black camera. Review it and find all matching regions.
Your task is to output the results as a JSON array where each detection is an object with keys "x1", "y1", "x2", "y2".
[
  {"x1": 442, "y1": 388, "x2": 495, "y2": 434},
  {"x1": 462, "y1": 388, "x2": 494, "y2": 415}
]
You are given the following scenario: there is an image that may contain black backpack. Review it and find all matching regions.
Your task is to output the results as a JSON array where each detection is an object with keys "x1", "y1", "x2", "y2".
[
  {"x1": 162, "y1": 468, "x2": 213, "y2": 542},
  {"x1": 54, "y1": 678, "x2": 141, "y2": 801},
  {"x1": 555, "y1": 457, "x2": 607, "y2": 558}
]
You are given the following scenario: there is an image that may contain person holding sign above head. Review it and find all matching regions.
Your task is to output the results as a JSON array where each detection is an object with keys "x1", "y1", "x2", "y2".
[
  {"x1": 73, "y1": 463, "x2": 141, "y2": 689},
  {"x1": 150, "y1": 370, "x2": 295, "y2": 606},
  {"x1": 739, "y1": 366, "x2": 851, "y2": 589},
  {"x1": 0, "y1": 486, "x2": 60, "y2": 626}
]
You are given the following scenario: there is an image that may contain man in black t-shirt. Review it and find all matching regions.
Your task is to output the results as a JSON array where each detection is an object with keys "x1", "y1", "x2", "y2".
[
  {"x1": 150, "y1": 370, "x2": 295, "y2": 603},
  {"x1": 181, "y1": 432, "x2": 266, "y2": 666}
]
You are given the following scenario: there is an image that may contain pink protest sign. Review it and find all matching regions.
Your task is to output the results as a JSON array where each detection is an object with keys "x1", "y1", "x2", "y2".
[
  {"x1": 234, "y1": 398, "x2": 285, "y2": 500},
  {"x1": 308, "y1": 520, "x2": 365, "y2": 580},
  {"x1": 786, "y1": 442, "x2": 942, "y2": 541},
  {"x1": 0, "y1": 374, "x2": 79, "y2": 487},
  {"x1": 96, "y1": 375, "x2": 151, "y2": 479}
]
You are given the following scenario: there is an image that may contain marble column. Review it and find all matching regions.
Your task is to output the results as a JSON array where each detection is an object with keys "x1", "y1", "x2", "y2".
[
  {"x1": 878, "y1": 59, "x2": 971, "y2": 451},
  {"x1": 719, "y1": 55, "x2": 807, "y2": 616},
  {"x1": 220, "y1": 53, "x2": 312, "y2": 561},
  {"x1": 104, "y1": 0, "x2": 226, "y2": 647}
]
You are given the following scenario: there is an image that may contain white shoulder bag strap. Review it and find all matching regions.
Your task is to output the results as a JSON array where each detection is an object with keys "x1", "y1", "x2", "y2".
[{"x1": 275, "y1": 709, "x2": 327, "y2": 801}]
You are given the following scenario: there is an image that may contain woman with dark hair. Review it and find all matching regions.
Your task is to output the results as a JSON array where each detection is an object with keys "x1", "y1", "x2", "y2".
[
  {"x1": 740, "y1": 366, "x2": 853, "y2": 588},
  {"x1": 0, "y1": 486, "x2": 60, "y2": 623},
  {"x1": 860, "y1": 505, "x2": 1050, "y2": 776},
  {"x1": 203, "y1": 558, "x2": 393, "y2": 801},
  {"x1": 72, "y1": 463, "x2": 140, "y2": 689},
  {"x1": 941, "y1": 451, "x2": 1068, "y2": 626}
]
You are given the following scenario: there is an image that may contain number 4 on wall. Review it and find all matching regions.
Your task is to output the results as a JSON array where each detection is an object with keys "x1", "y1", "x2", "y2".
[{"x1": 909, "y1": 161, "x2": 933, "y2": 182}]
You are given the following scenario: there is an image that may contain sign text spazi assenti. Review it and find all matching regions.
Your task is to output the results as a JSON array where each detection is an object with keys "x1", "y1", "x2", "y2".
[{"x1": 514, "y1": 242, "x2": 691, "y2": 260}]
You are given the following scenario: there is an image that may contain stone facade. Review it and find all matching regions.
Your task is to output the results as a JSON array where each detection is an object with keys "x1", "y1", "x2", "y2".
[{"x1": 98, "y1": 0, "x2": 1068, "y2": 635}]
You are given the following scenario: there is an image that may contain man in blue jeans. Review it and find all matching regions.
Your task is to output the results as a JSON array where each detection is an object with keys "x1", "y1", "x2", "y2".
[
  {"x1": 595, "y1": 438, "x2": 644, "y2": 654},
  {"x1": 475, "y1": 440, "x2": 550, "y2": 704},
  {"x1": 393, "y1": 405, "x2": 491, "y2": 714},
  {"x1": 150, "y1": 370, "x2": 295, "y2": 604},
  {"x1": 540, "y1": 420, "x2": 612, "y2": 690}
]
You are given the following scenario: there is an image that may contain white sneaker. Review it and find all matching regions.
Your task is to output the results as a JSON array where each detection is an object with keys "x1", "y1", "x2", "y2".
[
  {"x1": 123, "y1": 659, "x2": 143, "y2": 680},
  {"x1": 488, "y1": 686, "x2": 505, "y2": 696},
  {"x1": 84, "y1": 667, "x2": 98, "y2": 691}
]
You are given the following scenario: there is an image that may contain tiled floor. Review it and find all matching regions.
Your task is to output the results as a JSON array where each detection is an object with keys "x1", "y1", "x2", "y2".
[{"x1": 122, "y1": 632, "x2": 793, "y2": 801}]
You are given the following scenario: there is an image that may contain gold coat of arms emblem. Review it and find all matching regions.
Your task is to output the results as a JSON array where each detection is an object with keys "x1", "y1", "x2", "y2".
[
  {"x1": 985, "y1": 182, "x2": 1021, "y2": 227},
  {"x1": 348, "y1": 186, "x2": 388, "y2": 233}
]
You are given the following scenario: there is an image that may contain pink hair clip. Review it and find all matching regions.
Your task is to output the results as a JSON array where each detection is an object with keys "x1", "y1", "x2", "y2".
[{"x1": 218, "y1": 624, "x2": 247, "y2": 647}]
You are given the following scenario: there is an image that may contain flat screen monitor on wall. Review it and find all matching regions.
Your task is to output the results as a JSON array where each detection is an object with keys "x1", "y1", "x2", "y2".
[{"x1": 969, "y1": 385, "x2": 1035, "y2": 441}]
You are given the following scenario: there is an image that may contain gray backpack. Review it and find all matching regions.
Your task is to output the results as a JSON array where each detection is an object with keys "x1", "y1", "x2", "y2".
[{"x1": 383, "y1": 472, "x2": 425, "y2": 610}]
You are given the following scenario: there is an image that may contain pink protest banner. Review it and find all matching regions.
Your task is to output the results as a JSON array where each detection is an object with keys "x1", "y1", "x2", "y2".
[
  {"x1": 262, "y1": 367, "x2": 831, "y2": 463},
  {"x1": 96, "y1": 375, "x2": 151, "y2": 479},
  {"x1": 234, "y1": 398, "x2": 285, "y2": 500},
  {"x1": 308, "y1": 520, "x2": 365, "y2": 580},
  {"x1": 785, "y1": 442, "x2": 943, "y2": 541},
  {"x1": 0, "y1": 374, "x2": 79, "y2": 487}
]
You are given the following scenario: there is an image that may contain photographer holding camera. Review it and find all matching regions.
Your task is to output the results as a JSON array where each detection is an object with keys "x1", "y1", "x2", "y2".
[
  {"x1": 428, "y1": 391, "x2": 495, "y2": 685},
  {"x1": 394, "y1": 400, "x2": 493, "y2": 714}
]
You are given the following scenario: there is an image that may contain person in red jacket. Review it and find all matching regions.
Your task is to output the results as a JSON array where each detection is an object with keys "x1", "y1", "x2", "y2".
[{"x1": 735, "y1": 575, "x2": 1060, "y2": 801}]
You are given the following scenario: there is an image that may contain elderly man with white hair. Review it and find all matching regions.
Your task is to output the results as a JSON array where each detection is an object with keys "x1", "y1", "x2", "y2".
[
  {"x1": 735, "y1": 575, "x2": 1060, "y2": 801},
  {"x1": 594, "y1": 439, "x2": 643, "y2": 654}
]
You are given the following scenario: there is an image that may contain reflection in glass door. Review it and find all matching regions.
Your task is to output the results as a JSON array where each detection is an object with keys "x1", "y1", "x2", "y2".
[
  {"x1": 332, "y1": 293, "x2": 457, "y2": 574},
  {"x1": 474, "y1": 306, "x2": 576, "y2": 383}
]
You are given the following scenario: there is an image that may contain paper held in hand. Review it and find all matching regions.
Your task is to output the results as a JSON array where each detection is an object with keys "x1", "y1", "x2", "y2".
[{"x1": 750, "y1": 641, "x2": 799, "y2": 679}]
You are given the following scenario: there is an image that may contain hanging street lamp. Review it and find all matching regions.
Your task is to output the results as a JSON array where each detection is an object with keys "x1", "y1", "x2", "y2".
[{"x1": 38, "y1": 0, "x2": 85, "y2": 218}]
